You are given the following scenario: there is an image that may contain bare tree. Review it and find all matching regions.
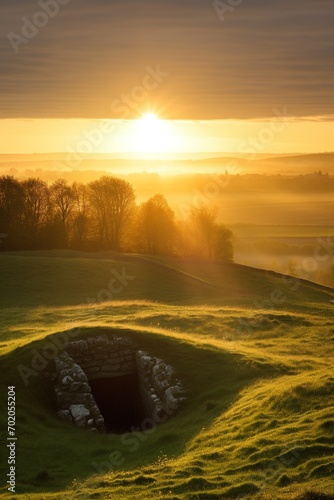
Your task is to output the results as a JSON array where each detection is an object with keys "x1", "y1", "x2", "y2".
[
  {"x1": 50, "y1": 179, "x2": 75, "y2": 225},
  {"x1": 88, "y1": 176, "x2": 135, "y2": 250},
  {"x1": 71, "y1": 182, "x2": 90, "y2": 249},
  {"x1": 188, "y1": 205, "x2": 233, "y2": 261},
  {"x1": 50, "y1": 179, "x2": 75, "y2": 246},
  {"x1": 22, "y1": 178, "x2": 50, "y2": 246},
  {"x1": 136, "y1": 194, "x2": 175, "y2": 255},
  {"x1": 0, "y1": 176, "x2": 24, "y2": 249}
]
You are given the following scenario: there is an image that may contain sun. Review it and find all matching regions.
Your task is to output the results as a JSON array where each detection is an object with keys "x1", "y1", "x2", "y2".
[
  {"x1": 128, "y1": 112, "x2": 178, "y2": 154},
  {"x1": 137, "y1": 113, "x2": 162, "y2": 144},
  {"x1": 140, "y1": 112, "x2": 159, "y2": 127}
]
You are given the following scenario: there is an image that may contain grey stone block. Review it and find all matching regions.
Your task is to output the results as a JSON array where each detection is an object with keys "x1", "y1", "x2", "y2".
[{"x1": 70, "y1": 404, "x2": 90, "y2": 419}]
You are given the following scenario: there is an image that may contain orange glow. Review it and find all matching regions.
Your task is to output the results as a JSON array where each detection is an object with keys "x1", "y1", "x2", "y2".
[{"x1": 0, "y1": 118, "x2": 333, "y2": 157}]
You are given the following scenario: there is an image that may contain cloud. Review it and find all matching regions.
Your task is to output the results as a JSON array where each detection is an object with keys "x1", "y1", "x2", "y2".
[{"x1": 0, "y1": 0, "x2": 333, "y2": 119}]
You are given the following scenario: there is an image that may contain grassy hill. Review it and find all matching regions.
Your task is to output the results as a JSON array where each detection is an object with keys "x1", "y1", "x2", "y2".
[{"x1": 0, "y1": 251, "x2": 333, "y2": 499}]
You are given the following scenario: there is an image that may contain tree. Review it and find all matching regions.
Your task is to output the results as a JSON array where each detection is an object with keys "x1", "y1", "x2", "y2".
[
  {"x1": 50, "y1": 179, "x2": 75, "y2": 246},
  {"x1": 88, "y1": 176, "x2": 135, "y2": 250},
  {"x1": 70, "y1": 182, "x2": 90, "y2": 249},
  {"x1": 187, "y1": 205, "x2": 233, "y2": 261},
  {"x1": 136, "y1": 194, "x2": 175, "y2": 255},
  {"x1": 0, "y1": 176, "x2": 24, "y2": 249},
  {"x1": 212, "y1": 224, "x2": 234, "y2": 261},
  {"x1": 21, "y1": 178, "x2": 50, "y2": 248}
]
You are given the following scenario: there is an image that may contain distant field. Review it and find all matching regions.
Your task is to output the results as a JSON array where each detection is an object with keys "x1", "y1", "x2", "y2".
[
  {"x1": 0, "y1": 251, "x2": 333, "y2": 499},
  {"x1": 230, "y1": 224, "x2": 334, "y2": 287},
  {"x1": 230, "y1": 224, "x2": 334, "y2": 239}
]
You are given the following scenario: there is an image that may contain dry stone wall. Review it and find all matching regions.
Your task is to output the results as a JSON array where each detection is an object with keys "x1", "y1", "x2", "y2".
[
  {"x1": 65, "y1": 336, "x2": 137, "y2": 380},
  {"x1": 54, "y1": 352, "x2": 105, "y2": 432},
  {"x1": 136, "y1": 350, "x2": 186, "y2": 422},
  {"x1": 53, "y1": 335, "x2": 186, "y2": 432}
]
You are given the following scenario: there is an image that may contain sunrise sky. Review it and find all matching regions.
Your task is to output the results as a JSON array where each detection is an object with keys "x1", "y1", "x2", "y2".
[{"x1": 1, "y1": 0, "x2": 333, "y2": 155}]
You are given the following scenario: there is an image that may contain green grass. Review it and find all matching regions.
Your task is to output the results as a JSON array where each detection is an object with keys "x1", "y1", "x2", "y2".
[{"x1": 0, "y1": 251, "x2": 333, "y2": 499}]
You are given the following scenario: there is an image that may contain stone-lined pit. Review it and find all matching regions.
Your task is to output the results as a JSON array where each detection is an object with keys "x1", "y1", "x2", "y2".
[
  {"x1": 54, "y1": 335, "x2": 186, "y2": 433},
  {"x1": 89, "y1": 374, "x2": 144, "y2": 433}
]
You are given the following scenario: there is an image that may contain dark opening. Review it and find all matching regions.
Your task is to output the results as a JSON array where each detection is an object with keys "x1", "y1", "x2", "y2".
[{"x1": 89, "y1": 373, "x2": 145, "y2": 434}]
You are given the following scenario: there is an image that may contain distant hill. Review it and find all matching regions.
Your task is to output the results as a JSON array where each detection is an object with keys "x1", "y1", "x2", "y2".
[
  {"x1": 1, "y1": 152, "x2": 333, "y2": 176},
  {"x1": 256, "y1": 152, "x2": 334, "y2": 175}
]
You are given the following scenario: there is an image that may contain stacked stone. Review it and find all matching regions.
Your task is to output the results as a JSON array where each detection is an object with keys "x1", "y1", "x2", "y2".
[
  {"x1": 136, "y1": 351, "x2": 186, "y2": 421},
  {"x1": 53, "y1": 335, "x2": 186, "y2": 432},
  {"x1": 54, "y1": 352, "x2": 105, "y2": 432},
  {"x1": 65, "y1": 336, "x2": 137, "y2": 380}
]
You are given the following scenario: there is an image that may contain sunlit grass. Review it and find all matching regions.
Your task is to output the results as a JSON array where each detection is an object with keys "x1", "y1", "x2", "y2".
[{"x1": 0, "y1": 251, "x2": 333, "y2": 499}]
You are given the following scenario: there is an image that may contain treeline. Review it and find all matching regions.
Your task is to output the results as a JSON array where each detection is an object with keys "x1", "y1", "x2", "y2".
[{"x1": 0, "y1": 175, "x2": 233, "y2": 261}]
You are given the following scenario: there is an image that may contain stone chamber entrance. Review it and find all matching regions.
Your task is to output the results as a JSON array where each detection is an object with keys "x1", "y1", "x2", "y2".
[
  {"x1": 89, "y1": 374, "x2": 144, "y2": 433},
  {"x1": 53, "y1": 335, "x2": 186, "y2": 433}
]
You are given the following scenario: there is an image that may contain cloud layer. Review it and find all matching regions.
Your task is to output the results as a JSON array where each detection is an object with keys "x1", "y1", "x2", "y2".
[{"x1": 0, "y1": 0, "x2": 333, "y2": 119}]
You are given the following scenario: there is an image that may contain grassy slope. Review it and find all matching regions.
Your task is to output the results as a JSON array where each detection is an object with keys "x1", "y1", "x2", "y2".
[{"x1": 0, "y1": 251, "x2": 333, "y2": 499}]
